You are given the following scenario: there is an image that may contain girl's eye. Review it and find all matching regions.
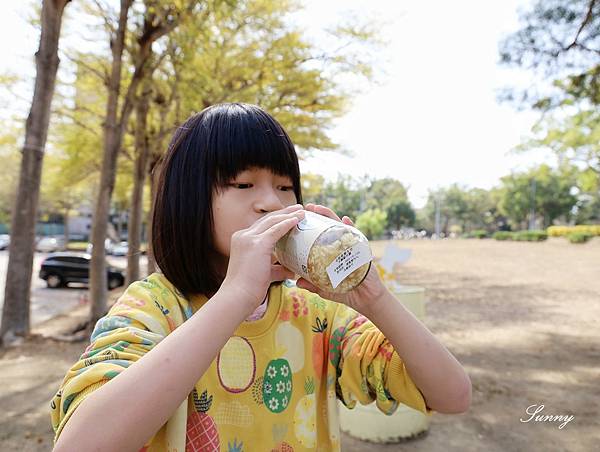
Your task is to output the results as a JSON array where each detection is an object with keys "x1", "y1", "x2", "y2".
[{"x1": 230, "y1": 183, "x2": 293, "y2": 191}]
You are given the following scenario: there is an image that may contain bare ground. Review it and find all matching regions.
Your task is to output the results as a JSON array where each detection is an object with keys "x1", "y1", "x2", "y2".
[{"x1": 1, "y1": 238, "x2": 599, "y2": 451}]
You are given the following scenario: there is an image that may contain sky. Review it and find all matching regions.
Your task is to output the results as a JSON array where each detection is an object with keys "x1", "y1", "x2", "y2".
[{"x1": 0, "y1": 0, "x2": 552, "y2": 209}]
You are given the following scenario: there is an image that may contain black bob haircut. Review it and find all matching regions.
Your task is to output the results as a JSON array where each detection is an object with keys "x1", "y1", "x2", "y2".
[{"x1": 152, "y1": 103, "x2": 303, "y2": 299}]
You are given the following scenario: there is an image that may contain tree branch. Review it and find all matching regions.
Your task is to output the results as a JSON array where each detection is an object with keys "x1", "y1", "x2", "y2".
[
  {"x1": 566, "y1": 0, "x2": 597, "y2": 51},
  {"x1": 64, "y1": 52, "x2": 110, "y2": 84}
]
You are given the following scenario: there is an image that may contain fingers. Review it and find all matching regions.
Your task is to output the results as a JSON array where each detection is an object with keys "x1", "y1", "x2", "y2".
[
  {"x1": 249, "y1": 204, "x2": 304, "y2": 235},
  {"x1": 252, "y1": 209, "x2": 305, "y2": 236},
  {"x1": 305, "y1": 203, "x2": 343, "y2": 223},
  {"x1": 261, "y1": 211, "x2": 305, "y2": 243}
]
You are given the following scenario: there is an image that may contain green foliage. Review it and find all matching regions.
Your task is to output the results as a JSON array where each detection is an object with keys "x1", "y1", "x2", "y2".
[
  {"x1": 498, "y1": 1, "x2": 600, "y2": 228},
  {"x1": 493, "y1": 231, "x2": 514, "y2": 241},
  {"x1": 386, "y1": 199, "x2": 415, "y2": 230},
  {"x1": 498, "y1": 0, "x2": 600, "y2": 111},
  {"x1": 355, "y1": 208, "x2": 387, "y2": 240},
  {"x1": 567, "y1": 232, "x2": 594, "y2": 244},
  {"x1": 466, "y1": 230, "x2": 488, "y2": 239},
  {"x1": 167, "y1": 0, "x2": 384, "y2": 155},
  {"x1": 363, "y1": 178, "x2": 414, "y2": 231},
  {"x1": 497, "y1": 164, "x2": 577, "y2": 229},
  {"x1": 417, "y1": 184, "x2": 501, "y2": 234},
  {"x1": 322, "y1": 174, "x2": 366, "y2": 221},
  {"x1": 513, "y1": 230, "x2": 548, "y2": 242}
]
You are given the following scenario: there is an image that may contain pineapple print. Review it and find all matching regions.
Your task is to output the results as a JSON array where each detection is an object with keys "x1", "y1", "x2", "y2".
[
  {"x1": 227, "y1": 438, "x2": 243, "y2": 452},
  {"x1": 329, "y1": 326, "x2": 345, "y2": 368},
  {"x1": 263, "y1": 358, "x2": 293, "y2": 413},
  {"x1": 251, "y1": 376, "x2": 264, "y2": 405},
  {"x1": 186, "y1": 389, "x2": 219, "y2": 451},
  {"x1": 217, "y1": 336, "x2": 256, "y2": 393},
  {"x1": 293, "y1": 377, "x2": 317, "y2": 448},
  {"x1": 271, "y1": 424, "x2": 294, "y2": 452},
  {"x1": 312, "y1": 317, "x2": 329, "y2": 378}
]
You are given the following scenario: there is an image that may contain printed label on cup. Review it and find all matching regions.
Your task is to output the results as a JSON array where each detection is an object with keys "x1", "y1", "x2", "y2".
[{"x1": 326, "y1": 241, "x2": 372, "y2": 289}]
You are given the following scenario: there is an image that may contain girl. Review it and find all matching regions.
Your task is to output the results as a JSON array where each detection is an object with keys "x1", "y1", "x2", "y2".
[{"x1": 51, "y1": 103, "x2": 471, "y2": 451}]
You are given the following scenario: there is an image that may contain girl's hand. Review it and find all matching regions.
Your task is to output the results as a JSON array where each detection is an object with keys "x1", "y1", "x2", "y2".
[
  {"x1": 221, "y1": 204, "x2": 305, "y2": 311},
  {"x1": 295, "y1": 203, "x2": 390, "y2": 315}
]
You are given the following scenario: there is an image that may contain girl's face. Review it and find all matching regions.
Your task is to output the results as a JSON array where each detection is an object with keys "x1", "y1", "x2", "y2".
[{"x1": 211, "y1": 166, "x2": 298, "y2": 268}]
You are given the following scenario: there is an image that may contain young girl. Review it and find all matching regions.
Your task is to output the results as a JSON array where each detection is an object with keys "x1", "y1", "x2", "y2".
[{"x1": 51, "y1": 103, "x2": 471, "y2": 451}]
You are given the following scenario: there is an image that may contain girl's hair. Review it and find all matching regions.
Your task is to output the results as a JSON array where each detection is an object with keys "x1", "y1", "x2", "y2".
[{"x1": 151, "y1": 103, "x2": 303, "y2": 298}]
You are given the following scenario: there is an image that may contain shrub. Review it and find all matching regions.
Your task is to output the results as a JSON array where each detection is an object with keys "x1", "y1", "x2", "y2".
[
  {"x1": 493, "y1": 231, "x2": 514, "y2": 241},
  {"x1": 547, "y1": 225, "x2": 600, "y2": 237},
  {"x1": 567, "y1": 232, "x2": 594, "y2": 244},
  {"x1": 513, "y1": 230, "x2": 548, "y2": 242},
  {"x1": 470, "y1": 230, "x2": 488, "y2": 239}
]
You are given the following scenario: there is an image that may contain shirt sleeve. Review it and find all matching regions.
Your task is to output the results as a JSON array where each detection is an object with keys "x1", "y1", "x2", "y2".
[
  {"x1": 50, "y1": 278, "x2": 183, "y2": 443},
  {"x1": 330, "y1": 303, "x2": 434, "y2": 416}
]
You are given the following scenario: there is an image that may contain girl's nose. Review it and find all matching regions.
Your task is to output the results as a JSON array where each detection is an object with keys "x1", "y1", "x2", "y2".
[{"x1": 255, "y1": 187, "x2": 286, "y2": 213}]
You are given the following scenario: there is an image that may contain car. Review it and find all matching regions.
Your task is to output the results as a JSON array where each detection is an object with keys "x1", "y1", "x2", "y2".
[
  {"x1": 0, "y1": 234, "x2": 9, "y2": 250},
  {"x1": 111, "y1": 241, "x2": 129, "y2": 256},
  {"x1": 36, "y1": 236, "x2": 66, "y2": 253},
  {"x1": 38, "y1": 252, "x2": 125, "y2": 290}
]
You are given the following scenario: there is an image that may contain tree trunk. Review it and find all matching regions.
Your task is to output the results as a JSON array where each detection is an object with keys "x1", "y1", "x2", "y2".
[
  {"x1": 127, "y1": 82, "x2": 151, "y2": 285},
  {"x1": 0, "y1": 0, "x2": 70, "y2": 345},
  {"x1": 88, "y1": 0, "x2": 133, "y2": 332},
  {"x1": 88, "y1": 0, "x2": 183, "y2": 330}
]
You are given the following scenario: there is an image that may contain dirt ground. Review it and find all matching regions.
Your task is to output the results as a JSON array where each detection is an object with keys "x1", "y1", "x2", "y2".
[{"x1": 1, "y1": 238, "x2": 599, "y2": 451}]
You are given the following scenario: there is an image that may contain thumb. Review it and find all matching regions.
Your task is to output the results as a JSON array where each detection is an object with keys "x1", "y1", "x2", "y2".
[{"x1": 296, "y1": 278, "x2": 318, "y2": 292}]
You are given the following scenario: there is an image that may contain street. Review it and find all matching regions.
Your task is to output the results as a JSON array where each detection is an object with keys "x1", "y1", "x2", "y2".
[{"x1": 0, "y1": 250, "x2": 147, "y2": 327}]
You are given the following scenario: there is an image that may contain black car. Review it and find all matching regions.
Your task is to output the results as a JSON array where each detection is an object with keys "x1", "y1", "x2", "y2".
[{"x1": 39, "y1": 252, "x2": 125, "y2": 290}]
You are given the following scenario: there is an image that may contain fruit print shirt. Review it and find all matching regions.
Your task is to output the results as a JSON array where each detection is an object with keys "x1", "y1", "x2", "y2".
[{"x1": 51, "y1": 273, "x2": 433, "y2": 451}]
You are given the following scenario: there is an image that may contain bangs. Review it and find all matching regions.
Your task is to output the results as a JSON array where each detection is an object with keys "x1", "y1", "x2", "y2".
[
  {"x1": 203, "y1": 103, "x2": 300, "y2": 191},
  {"x1": 152, "y1": 102, "x2": 303, "y2": 298}
]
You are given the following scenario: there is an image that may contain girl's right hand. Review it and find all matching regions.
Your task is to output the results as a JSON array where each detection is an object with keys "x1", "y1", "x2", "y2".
[{"x1": 221, "y1": 204, "x2": 305, "y2": 311}]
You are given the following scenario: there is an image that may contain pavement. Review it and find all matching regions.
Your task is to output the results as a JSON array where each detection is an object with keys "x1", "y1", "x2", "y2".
[{"x1": 0, "y1": 250, "x2": 146, "y2": 328}]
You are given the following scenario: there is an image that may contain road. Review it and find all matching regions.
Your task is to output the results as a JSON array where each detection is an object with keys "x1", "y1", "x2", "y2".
[{"x1": 0, "y1": 250, "x2": 147, "y2": 327}]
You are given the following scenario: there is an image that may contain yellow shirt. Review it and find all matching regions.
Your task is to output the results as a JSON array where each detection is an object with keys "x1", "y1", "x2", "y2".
[{"x1": 51, "y1": 273, "x2": 433, "y2": 451}]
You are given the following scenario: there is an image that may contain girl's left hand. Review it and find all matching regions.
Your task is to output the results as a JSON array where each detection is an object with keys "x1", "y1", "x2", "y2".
[{"x1": 295, "y1": 203, "x2": 390, "y2": 315}]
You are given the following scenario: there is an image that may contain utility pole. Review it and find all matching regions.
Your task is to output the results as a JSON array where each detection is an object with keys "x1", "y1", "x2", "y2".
[{"x1": 528, "y1": 178, "x2": 536, "y2": 230}]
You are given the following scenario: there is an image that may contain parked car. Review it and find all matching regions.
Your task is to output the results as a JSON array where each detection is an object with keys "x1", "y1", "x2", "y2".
[
  {"x1": 0, "y1": 234, "x2": 9, "y2": 250},
  {"x1": 38, "y1": 252, "x2": 125, "y2": 289},
  {"x1": 36, "y1": 236, "x2": 66, "y2": 252},
  {"x1": 111, "y1": 241, "x2": 129, "y2": 256}
]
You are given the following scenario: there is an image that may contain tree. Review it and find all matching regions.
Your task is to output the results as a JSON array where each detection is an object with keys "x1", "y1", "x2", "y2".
[
  {"x1": 355, "y1": 208, "x2": 387, "y2": 240},
  {"x1": 499, "y1": 1, "x2": 600, "y2": 224},
  {"x1": 128, "y1": 0, "x2": 382, "y2": 280},
  {"x1": 499, "y1": 0, "x2": 600, "y2": 111},
  {"x1": 323, "y1": 174, "x2": 367, "y2": 221},
  {"x1": 88, "y1": 0, "x2": 198, "y2": 329},
  {"x1": 386, "y1": 199, "x2": 415, "y2": 230},
  {"x1": 497, "y1": 164, "x2": 577, "y2": 229},
  {"x1": 300, "y1": 173, "x2": 327, "y2": 206},
  {"x1": 1, "y1": 0, "x2": 71, "y2": 345}
]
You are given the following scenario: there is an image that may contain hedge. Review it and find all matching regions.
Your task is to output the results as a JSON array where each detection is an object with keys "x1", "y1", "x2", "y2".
[
  {"x1": 567, "y1": 232, "x2": 594, "y2": 244},
  {"x1": 547, "y1": 225, "x2": 600, "y2": 237},
  {"x1": 493, "y1": 230, "x2": 547, "y2": 241}
]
